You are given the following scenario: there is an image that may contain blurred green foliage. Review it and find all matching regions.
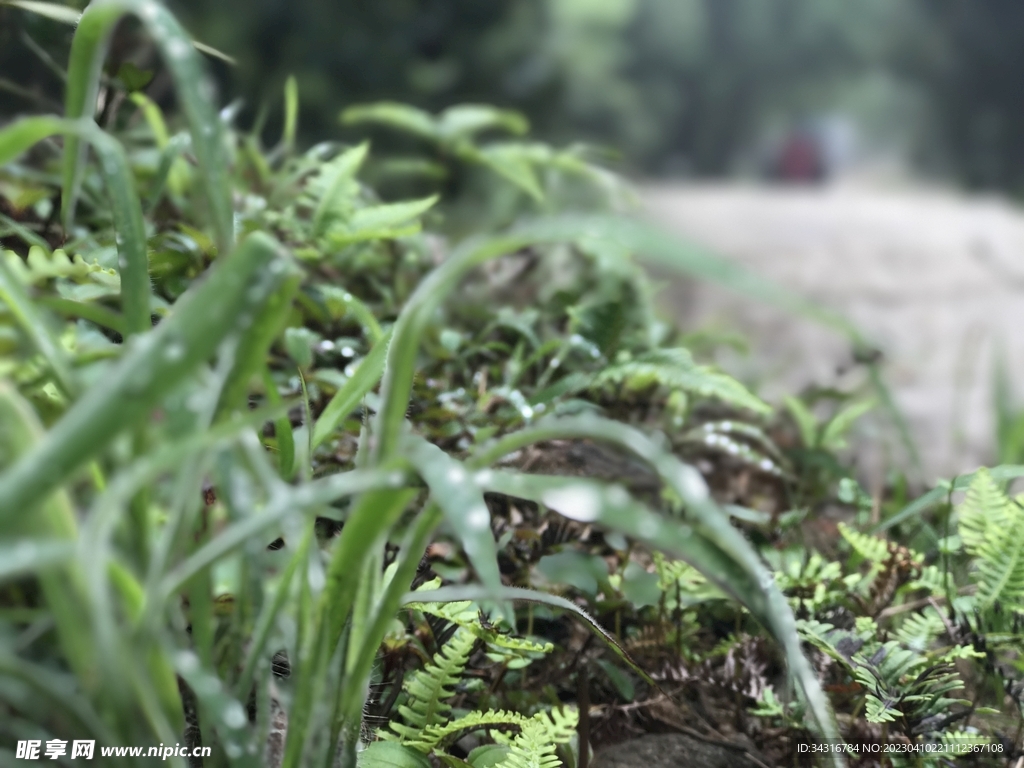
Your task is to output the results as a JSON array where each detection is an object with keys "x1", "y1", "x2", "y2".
[{"x1": 7, "y1": 0, "x2": 1024, "y2": 185}]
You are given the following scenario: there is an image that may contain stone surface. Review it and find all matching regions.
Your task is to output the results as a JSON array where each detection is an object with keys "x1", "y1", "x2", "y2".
[
  {"x1": 592, "y1": 733, "x2": 758, "y2": 768},
  {"x1": 641, "y1": 182, "x2": 1024, "y2": 482}
]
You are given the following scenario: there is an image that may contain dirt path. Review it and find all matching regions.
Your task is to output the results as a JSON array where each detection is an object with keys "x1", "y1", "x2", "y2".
[{"x1": 641, "y1": 182, "x2": 1024, "y2": 482}]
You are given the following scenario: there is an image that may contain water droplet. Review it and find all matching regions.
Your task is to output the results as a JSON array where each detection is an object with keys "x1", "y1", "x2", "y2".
[
  {"x1": 638, "y1": 517, "x2": 658, "y2": 537},
  {"x1": 606, "y1": 485, "x2": 629, "y2": 506},
  {"x1": 176, "y1": 651, "x2": 199, "y2": 673},
  {"x1": 549, "y1": 358, "x2": 560, "y2": 368},
  {"x1": 167, "y1": 38, "x2": 189, "y2": 60},
  {"x1": 520, "y1": 405, "x2": 534, "y2": 420},
  {"x1": 467, "y1": 505, "x2": 490, "y2": 529},
  {"x1": 542, "y1": 486, "x2": 601, "y2": 522},
  {"x1": 676, "y1": 466, "x2": 708, "y2": 501},
  {"x1": 447, "y1": 467, "x2": 466, "y2": 484},
  {"x1": 340, "y1": 346, "x2": 355, "y2": 357},
  {"x1": 164, "y1": 341, "x2": 185, "y2": 362},
  {"x1": 222, "y1": 702, "x2": 246, "y2": 730}
]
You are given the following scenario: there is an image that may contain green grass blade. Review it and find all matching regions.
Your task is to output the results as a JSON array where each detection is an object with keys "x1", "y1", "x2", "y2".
[
  {"x1": 0, "y1": 382, "x2": 95, "y2": 691},
  {"x1": 63, "y1": 0, "x2": 234, "y2": 255},
  {"x1": 0, "y1": 116, "x2": 151, "y2": 336},
  {"x1": 0, "y1": 539, "x2": 75, "y2": 582},
  {"x1": 283, "y1": 485, "x2": 416, "y2": 767},
  {"x1": 0, "y1": 232, "x2": 286, "y2": 520},
  {"x1": 145, "y1": 133, "x2": 189, "y2": 212},
  {"x1": 37, "y1": 296, "x2": 126, "y2": 335},
  {"x1": 157, "y1": 469, "x2": 405, "y2": 602},
  {"x1": 217, "y1": 272, "x2": 301, "y2": 418},
  {"x1": 0, "y1": 257, "x2": 80, "y2": 397},
  {"x1": 282, "y1": 75, "x2": 298, "y2": 152},
  {"x1": 234, "y1": 542, "x2": 303, "y2": 700},
  {"x1": 873, "y1": 464, "x2": 1024, "y2": 533},
  {"x1": 468, "y1": 414, "x2": 840, "y2": 750},
  {"x1": 263, "y1": 367, "x2": 295, "y2": 478},
  {"x1": 174, "y1": 649, "x2": 256, "y2": 768},
  {"x1": 406, "y1": 436, "x2": 501, "y2": 591},
  {"x1": 335, "y1": 504, "x2": 442, "y2": 730},
  {"x1": 0, "y1": 0, "x2": 82, "y2": 24},
  {"x1": 0, "y1": 651, "x2": 114, "y2": 742},
  {"x1": 311, "y1": 328, "x2": 392, "y2": 449}
]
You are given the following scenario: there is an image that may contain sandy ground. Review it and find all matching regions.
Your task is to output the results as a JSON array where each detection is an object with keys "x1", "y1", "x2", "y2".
[{"x1": 641, "y1": 182, "x2": 1024, "y2": 483}]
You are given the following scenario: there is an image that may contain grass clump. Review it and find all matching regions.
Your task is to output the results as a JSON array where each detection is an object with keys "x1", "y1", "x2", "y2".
[{"x1": 2, "y1": 4, "x2": 1024, "y2": 768}]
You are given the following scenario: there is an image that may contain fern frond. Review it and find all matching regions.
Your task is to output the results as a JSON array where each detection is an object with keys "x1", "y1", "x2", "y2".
[
  {"x1": 895, "y1": 609, "x2": 945, "y2": 652},
  {"x1": 388, "y1": 627, "x2": 476, "y2": 743},
  {"x1": 4, "y1": 247, "x2": 119, "y2": 288},
  {"x1": 493, "y1": 708, "x2": 578, "y2": 768},
  {"x1": 838, "y1": 523, "x2": 891, "y2": 564},
  {"x1": 407, "y1": 598, "x2": 554, "y2": 655},
  {"x1": 403, "y1": 709, "x2": 531, "y2": 753},
  {"x1": 956, "y1": 469, "x2": 1024, "y2": 608},
  {"x1": 590, "y1": 347, "x2": 770, "y2": 415},
  {"x1": 958, "y1": 468, "x2": 1014, "y2": 554}
]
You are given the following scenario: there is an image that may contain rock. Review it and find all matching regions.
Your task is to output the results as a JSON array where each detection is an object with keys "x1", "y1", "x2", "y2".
[{"x1": 591, "y1": 733, "x2": 760, "y2": 768}]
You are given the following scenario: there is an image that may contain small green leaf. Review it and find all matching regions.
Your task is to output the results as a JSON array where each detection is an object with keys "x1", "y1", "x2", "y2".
[
  {"x1": 115, "y1": 61, "x2": 154, "y2": 92},
  {"x1": 341, "y1": 102, "x2": 438, "y2": 141},
  {"x1": 784, "y1": 395, "x2": 818, "y2": 448},
  {"x1": 595, "y1": 658, "x2": 635, "y2": 702},
  {"x1": 466, "y1": 745, "x2": 509, "y2": 768},
  {"x1": 621, "y1": 561, "x2": 660, "y2": 609},
  {"x1": 536, "y1": 551, "x2": 608, "y2": 597}
]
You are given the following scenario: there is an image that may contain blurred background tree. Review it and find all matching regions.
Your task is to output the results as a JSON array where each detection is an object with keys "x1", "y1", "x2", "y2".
[{"x1": 3, "y1": 0, "x2": 1024, "y2": 190}]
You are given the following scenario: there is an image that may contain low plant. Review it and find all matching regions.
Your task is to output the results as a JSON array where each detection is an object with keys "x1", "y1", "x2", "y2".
[{"x1": 0, "y1": 2, "x2": 845, "y2": 767}]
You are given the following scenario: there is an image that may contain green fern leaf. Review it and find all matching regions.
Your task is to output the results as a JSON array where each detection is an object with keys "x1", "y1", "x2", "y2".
[
  {"x1": 956, "y1": 468, "x2": 1024, "y2": 608},
  {"x1": 403, "y1": 710, "x2": 532, "y2": 754},
  {"x1": 894, "y1": 609, "x2": 944, "y2": 652},
  {"x1": 388, "y1": 627, "x2": 477, "y2": 744},
  {"x1": 838, "y1": 523, "x2": 891, "y2": 564},
  {"x1": 493, "y1": 708, "x2": 578, "y2": 768},
  {"x1": 958, "y1": 468, "x2": 1014, "y2": 554},
  {"x1": 4, "y1": 246, "x2": 119, "y2": 288},
  {"x1": 591, "y1": 347, "x2": 770, "y2": 415}
]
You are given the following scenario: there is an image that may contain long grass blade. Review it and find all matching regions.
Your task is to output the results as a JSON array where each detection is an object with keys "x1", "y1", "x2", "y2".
[
  {"x1": 311, "y1": 328, "x2": 392, "y2": 449},
  {"x1": 873, "y1": 464, "x2": 1024, "y2": 533},
  {"x1": 0, "y1": 232, "x2": 286, "y2": 519},
  {"x1": 0, "y1": 256, "x2": 80, "y2": 397},
  {"x1": 0, "y1": 116, "x2": 151, "y2": 336},
  {"x1": 468, "y1": 414, "x2": 841, "y2": 751},
  {"x1": 406, "y1": 436, "x2": 501, "y2": 591},
  {"x1": 63, "y1": 0, "x2": 234, "y2": 254}
]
